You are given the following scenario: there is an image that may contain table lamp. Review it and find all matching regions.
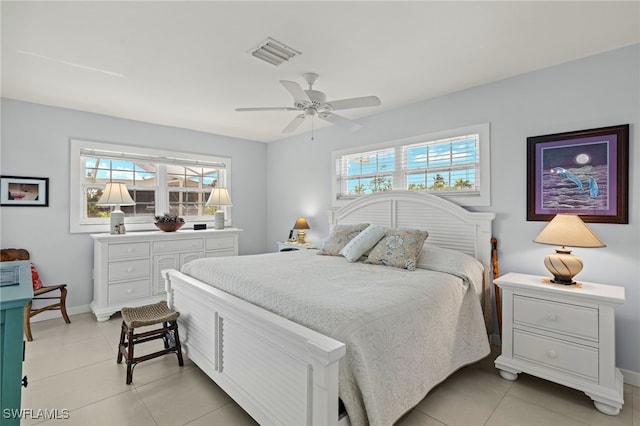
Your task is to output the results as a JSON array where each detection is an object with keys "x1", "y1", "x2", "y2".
[
  {"x1": 206, "y1": 188, "x2": 232, "y2": 229},
  {"x1": 96, "y1": 182, "x2": 135, "y2": 234},
  {"x1": 293, "y1": 218, "x2": 310, "y2": 244},
  {"x1": 533, "y1": 213, "x2": 605, "y2": 284}
]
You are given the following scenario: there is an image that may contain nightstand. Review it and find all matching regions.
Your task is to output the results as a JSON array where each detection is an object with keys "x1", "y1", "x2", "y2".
[
  {"x1": 494, "y1": 272, "x2": 625, "y2": 415},
  {"x1": 277, "y1": 241, "x2": 313, "y2": 252}
]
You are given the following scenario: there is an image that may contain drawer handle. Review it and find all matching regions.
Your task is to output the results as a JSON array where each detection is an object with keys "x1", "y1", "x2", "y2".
[
  {"x1": 546, "y1": 314, "x2": 558, "y2": 321},
  {"x1": 546, "y1": 350, "x2": 558, "y2": 359}
]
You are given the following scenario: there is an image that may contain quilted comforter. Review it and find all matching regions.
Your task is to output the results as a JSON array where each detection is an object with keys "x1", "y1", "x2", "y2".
[{"x1": 181, "y1": 248, "x2": 490, "y2": 426}]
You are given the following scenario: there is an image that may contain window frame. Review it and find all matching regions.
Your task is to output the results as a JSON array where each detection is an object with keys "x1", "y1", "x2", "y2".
[
  {"x1": 70, "y1": 139, "x2": 232, "y2": 233},
  {"x1": 331, "y1": 123, "x2": 491, "y2": 207}
]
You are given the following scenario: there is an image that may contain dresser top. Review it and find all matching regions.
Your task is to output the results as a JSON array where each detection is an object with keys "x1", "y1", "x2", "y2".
[
  {"x1": 495, "y1": 272, "x2": 625, "y2": 305},
  {"x1": 91, "y1": 228, "x2": 243, "y2": 240}
]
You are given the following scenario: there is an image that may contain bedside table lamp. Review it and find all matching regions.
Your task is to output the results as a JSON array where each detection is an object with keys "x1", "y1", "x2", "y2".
[
  {"x1": 293, "y1": 218, "x2": 310, "y2": 244},
  {"x1": 533, "y1": 213, "x2": 605, "y2": 284},
  {"x1": 96, "y1": 182, "x2": 136, "y2": 234},
  {"x1": 206, "y1": 188, "x2": 232, "y2": 229}
]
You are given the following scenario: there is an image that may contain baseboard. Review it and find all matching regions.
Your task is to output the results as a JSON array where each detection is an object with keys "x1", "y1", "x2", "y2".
[
  {"x1": 621, "y1": 368, "x2": 640, "y2": 387},
  {"x1": 29, "y1": 304, "x2": 91, "y2": 323}
]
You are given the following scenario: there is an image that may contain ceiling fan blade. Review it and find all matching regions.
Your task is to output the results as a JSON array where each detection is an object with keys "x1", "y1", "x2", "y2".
[
  {"x1": 280, "y1": 80, "x2": 311, "y2": 103},
  {"x1": 282, "y1": 114, "x2": 307, "y2": 133},
  {"x1": 235, "y1": 107, "x2": 298, "y2": 112},
  {"x1": 325, "y1": 96, "x2": 381, "y2": 111},
  {"x1": 319, "y1": 112, "x2": 363, "y2": 132}
]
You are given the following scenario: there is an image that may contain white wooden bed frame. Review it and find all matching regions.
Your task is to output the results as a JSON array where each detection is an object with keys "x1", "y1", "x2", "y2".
[{"x1": 163, "y1": 191, "x2": 495, "y2": 426}]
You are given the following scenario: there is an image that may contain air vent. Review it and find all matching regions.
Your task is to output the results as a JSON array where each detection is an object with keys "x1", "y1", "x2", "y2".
[{"x1": 249, "y1": 37, "x2": 301, "y2": 66}]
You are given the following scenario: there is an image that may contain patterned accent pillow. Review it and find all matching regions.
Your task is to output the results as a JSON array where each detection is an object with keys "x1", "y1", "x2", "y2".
[
  {"x1": 31, "y1": 263, "x2": 43, "y2": 290},
  {"x1": 317, "y1": 223, "x2": 369, "y2": 256},
  {"x1": 340, "y1": 224, "x2": 387, "y2": 262},
  {"x1": 364, "y1": 229, "x2": 429, "y2": 271}
]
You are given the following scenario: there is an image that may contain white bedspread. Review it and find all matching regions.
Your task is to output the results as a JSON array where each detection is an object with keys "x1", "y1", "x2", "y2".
[{"x1": 181, "y1": 250, "x2": 490, "y2": 426}]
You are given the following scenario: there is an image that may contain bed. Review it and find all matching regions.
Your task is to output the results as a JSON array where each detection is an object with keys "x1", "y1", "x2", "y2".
[{"x1": 163, "y1": 191, "x2": 495, "y2": 426}]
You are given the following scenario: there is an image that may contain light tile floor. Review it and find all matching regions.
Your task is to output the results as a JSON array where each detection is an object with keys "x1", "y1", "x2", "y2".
[{"x1": 18, "y1": 313, "x2": 639, "y2": 426}]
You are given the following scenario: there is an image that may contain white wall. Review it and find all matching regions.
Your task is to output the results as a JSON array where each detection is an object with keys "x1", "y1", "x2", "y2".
[
  {"x1": 0, "y1": 100, "x2": 268, "y2": 313},
  {"x1": 266, "y1": 45, "x2": 640, "y2": 376}
]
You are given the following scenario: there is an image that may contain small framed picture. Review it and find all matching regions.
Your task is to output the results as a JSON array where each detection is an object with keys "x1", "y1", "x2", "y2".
[
  {"x1": 526, "y1": 124, "x2": 629, "y2": 223},
  {"x1": 0, "y1": 176, "x2": 49, "y2": 207}
]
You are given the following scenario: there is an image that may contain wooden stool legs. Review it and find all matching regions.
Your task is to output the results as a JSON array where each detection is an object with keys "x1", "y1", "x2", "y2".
[{"x1": 116, "y1": 319, "x2": 184, "y2": 384}]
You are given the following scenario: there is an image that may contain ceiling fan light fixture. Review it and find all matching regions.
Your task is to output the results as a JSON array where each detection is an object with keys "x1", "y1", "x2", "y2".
[{"x1": 249, "y1": 37, "x2": 301, "y2": 66}]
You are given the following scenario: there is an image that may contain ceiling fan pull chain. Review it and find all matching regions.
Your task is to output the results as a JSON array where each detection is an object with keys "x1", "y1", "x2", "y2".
[{"x1": 311, "y1": 116, "x2": 315, "y2": 140}]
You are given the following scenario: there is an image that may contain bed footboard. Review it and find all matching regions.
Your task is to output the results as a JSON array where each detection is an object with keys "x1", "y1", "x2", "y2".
[{"x1": 163, "y1": 269, "x2": 347, "y2": 426}]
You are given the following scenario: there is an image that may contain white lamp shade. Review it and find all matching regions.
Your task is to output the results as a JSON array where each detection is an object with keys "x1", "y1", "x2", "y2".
[
  {"x1": 96, "y1": 182, "x2": 135, "y2": 206},
  {"x1": 206, "y1": 188, "x2": 232, "y2": 207}
]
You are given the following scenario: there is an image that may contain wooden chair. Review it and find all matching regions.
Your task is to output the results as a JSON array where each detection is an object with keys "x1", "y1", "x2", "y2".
[{"x1": 0, "y1": 248, "x2": 71, "y2": 341}]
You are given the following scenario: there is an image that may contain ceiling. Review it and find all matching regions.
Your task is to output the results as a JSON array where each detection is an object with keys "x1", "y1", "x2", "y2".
[{"x1": 2, "y1": 1, "x2": 639, "y2": 143}]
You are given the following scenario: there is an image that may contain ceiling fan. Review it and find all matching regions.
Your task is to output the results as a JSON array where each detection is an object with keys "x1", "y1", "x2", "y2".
[{"x1": 235, "y1": 73, "x2": 381, "y2": 134}]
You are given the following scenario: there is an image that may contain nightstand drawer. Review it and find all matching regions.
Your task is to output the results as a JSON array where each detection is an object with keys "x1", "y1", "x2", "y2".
[
  {"x1": 514, "y1": 295, "x2": 598, "y2": 341},
  {"x1": 153, "y1": 238, "x2": 203, "y2": 253},
  {"x1": 108, "y1": 259, "x2": 150, "y2": 281},
  {"x1": 513, "y1": 330, "x2": 598, "y2": 380},
  {"x1": 108, "y1": 279, "x2": 151, "y2": 303},
  {"x1": 108, "y1": 242, "x2": 150, "y2": 260}
]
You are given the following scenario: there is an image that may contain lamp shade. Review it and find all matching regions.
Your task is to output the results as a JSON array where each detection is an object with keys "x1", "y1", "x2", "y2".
[
  {"x1": 534, "y1": 214, "x2": 605, "y2": 248},
  {"x1": 293, "y1": 218, "x2": 310, "y2": 230},
  {"x1": 96, "y1": 182, "x2": 135, "y2": 206},
  {"x1": 206, "y1": 188, "x2": 232, "y2": 207}
]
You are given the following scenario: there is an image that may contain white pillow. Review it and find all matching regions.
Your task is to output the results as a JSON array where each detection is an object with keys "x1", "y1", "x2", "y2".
[{"x1": 339, "y1": 224, "x2": 387, "y2": 262}]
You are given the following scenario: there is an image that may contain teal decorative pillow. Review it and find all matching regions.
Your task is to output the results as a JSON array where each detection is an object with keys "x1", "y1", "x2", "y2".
[
  {"x1": 364, "y1": 229, "x2": 429, "y2": 271},
  {"x1": 340, "y1": 224, "x2": 387, "y2": 262},
  {"x1": 318, "y1": 223, "x2": 369, "y2": 256}
]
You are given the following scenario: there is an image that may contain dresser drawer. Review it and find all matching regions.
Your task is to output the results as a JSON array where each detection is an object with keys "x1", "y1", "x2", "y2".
[
  {"x1": 206, "y1": 236, "x2": 235, "y2": 251},
  {"x1": 153, "y1": 239, "x2": 203, "y2": 253},
  {"x1": 108, "y1": 242, "x2": 150, "y2": 260},
  {"x1": 108, "y1": 279, "x2": 151, "y2": 303},
  {"x1": 206, "y1": 249, "x2": 235, "y2": 258},
  {"x1": 108, "y1": 259, "x2": 150, "y2": 282},
  {"x1": 513, "y1": 330, "x2": 598, "y2": 381},
  {"x1": 513, "y1": 295, "x2": 598, "y2": 341}
]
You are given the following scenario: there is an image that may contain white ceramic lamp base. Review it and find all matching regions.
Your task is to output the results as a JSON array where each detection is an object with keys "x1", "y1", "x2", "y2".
[
  {"x1": 214, "y1": 210, "x2": 225, "y2": 230},
  {"x1": 110, "y1": 209, "x2": 125, "y2": 234}
]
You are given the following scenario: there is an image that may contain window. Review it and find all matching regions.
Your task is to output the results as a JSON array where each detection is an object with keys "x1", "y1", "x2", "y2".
[
  {"x1": 70, "y1": 140, "x2": 231, "y2": 233},
  {"x1": 333, "y1": 123, "x2": 490, "y2": 206}
]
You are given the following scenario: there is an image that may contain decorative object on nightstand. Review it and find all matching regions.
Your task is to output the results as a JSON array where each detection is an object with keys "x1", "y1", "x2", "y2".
[
  {"x1": 293, "y1": 217, "x2": 310, "y2": 244},
  {"x1": 97, "y1": 182, "x2": 135, "y2": 235},
  {"x1": 206, "y1": 187, "x2": 232, "y2": 230},
  {"x1": 533, "y1": 213, "x2": 605, "y2": 284},
  {"x1": 154, "y1": 213, "x2": 185, "y2": 232},
  {"x1": 494, "y1": 272, "x2": 625, "y2": 415}
]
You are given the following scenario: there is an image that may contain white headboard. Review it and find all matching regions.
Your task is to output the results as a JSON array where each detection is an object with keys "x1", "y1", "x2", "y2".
[
  {"x1": 328, "y1": 191, "x2": 495, "y2": 329},
  {"x1": 329, "y1": 191, "x2": 495, "y2": 267}
]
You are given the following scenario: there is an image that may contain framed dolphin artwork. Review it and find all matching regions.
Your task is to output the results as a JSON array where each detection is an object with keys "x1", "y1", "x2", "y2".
[{"x1": 527, "y1": 124, "x2": 629, "y2": 223}]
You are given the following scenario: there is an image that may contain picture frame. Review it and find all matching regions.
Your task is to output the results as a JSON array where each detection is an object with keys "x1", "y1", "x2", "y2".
[
  {"x1": 527, "y1": 124, "x2": 629, "y2": 223},
  {"x1": 0, "y1": 176, "x2": 49, "y2": 207}
]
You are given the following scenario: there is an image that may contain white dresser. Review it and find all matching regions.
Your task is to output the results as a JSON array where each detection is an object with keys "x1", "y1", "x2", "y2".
[
  {"x1": 494, "y1": 272, "x2": 625, "y2": 415},
  {"x1": 91, "y1": 229, "x2": 242, "y2": 321}
]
